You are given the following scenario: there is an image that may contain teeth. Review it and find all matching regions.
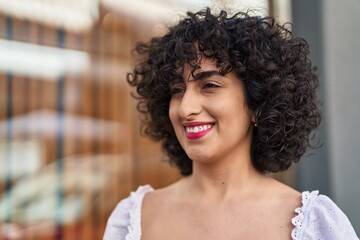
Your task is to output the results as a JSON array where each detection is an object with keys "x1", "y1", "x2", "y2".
[{"x1": 185, "y1": 124, "x2": 212, "y2": 133}]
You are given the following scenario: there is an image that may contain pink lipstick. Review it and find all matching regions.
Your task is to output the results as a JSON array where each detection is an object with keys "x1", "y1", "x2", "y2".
[{"x1": 183, "y1": 122, "x2": 214, "y2": 140}]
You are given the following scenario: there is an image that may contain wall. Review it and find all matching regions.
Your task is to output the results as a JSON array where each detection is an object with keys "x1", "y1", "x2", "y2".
[
  {"x1": 323, "y1": 0, "x2": 360, "y2": 233},
  {"x1": 293, "y1": 0, "x2": 360, "y2": 234}
]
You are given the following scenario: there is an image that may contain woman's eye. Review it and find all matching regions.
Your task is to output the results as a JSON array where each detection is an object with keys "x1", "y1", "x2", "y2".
[
  {"x1": 203, "y1": 82, "x2": 219, "y2": 89},
  {"x1": 170, "y1": 87, "x2": 185, "y2": 95}
]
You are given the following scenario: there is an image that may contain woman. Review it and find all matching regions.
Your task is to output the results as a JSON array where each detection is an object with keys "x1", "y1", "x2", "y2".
[{"x1": 104, "y1": 8, "x2": 359, "y2": 240}]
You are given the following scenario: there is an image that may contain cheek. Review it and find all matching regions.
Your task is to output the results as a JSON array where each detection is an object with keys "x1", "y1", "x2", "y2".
[
  {"x1": 168, "y1": 101, "x2": 184, "y2": 142},
  {"x1": 214, "y1": 99, "x2": 252, "y2": 126},
  {"x1": 168, "y1": 100, "x2": 178, "y2": 125}
]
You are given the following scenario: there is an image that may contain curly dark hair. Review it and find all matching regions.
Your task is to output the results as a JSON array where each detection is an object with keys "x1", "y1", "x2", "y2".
[{"x1": 127, "y1": 8, "x2": 321, "y2": 176}]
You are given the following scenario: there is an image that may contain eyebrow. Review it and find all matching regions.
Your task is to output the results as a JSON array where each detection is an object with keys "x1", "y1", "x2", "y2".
[{"x1": 190, "y1": 70, "x2": 221, "y2": 82}]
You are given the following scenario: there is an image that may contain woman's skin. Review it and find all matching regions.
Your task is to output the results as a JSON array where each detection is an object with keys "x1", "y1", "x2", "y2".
[{"x1": 141, "y1": 57, "x2": 301, "y2": 240}]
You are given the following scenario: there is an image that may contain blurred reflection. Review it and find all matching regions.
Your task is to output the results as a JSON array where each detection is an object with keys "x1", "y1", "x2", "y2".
[
  {"x1": 0, "y1": 0, "x2": 270, "y2": 239},
  {"x1": 0, "y1": 39, "x2": 90, "y2": 80},
  {"x1": 0, "y1": 0, "x2": 99, "y2": 32},
  {"x1": 1, "y1": 154, "x2": 131, "y2": 239}
]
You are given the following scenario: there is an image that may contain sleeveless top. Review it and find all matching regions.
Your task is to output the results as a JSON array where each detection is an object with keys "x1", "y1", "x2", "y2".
[{"x1": 103, "y1": 185, "x2": 359, "y2": 240}]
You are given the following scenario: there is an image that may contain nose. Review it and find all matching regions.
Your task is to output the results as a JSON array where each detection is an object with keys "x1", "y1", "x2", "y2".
[{"x1": 178, "y1": 88, "x2": 202, "y2": 120}]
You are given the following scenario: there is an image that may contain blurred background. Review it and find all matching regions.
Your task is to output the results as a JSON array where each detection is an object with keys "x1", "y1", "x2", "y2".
[{"x1": 0, "y1": 0, "x2": 358, "y2": 239}]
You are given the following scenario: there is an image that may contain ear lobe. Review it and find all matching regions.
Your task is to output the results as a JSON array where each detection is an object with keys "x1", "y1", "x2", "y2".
[{"x1": 251, "y1": 112, "x2": 256, "y2": 124}]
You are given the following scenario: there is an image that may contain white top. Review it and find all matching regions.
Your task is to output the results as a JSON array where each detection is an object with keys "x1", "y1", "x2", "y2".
[{"x1": 103, "y1": 185, "x2": 359, "y2": 240}]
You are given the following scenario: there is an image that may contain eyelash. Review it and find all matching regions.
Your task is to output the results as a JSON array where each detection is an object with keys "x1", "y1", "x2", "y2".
[
  {"x1": 203, "y1": 82, "x2": 219, "y2": 89},
  {"x1": 170, "y1": 87, "x2": 185, "y2": 95},
  {"x1": 170, "y1": 82, "x2": 220, "y2": 96}
]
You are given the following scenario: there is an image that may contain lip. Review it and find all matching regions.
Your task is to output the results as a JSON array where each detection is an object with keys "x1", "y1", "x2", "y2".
[{"x1": 183, "y1": 121, "x2": 215, "y2": 140}]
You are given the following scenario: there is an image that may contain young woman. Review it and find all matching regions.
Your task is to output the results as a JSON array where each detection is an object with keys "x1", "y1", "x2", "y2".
[{"x1": 104, "y1": 8, "x2": 359, "y2": 240}]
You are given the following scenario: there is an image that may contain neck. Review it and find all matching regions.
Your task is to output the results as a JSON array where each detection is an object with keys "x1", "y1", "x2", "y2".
[{"x1": 184, "y1": 152, "x2": 266, "y2": 202}]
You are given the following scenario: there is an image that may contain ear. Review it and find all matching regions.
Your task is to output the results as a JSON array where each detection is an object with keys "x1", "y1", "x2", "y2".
[{"x1": 251, "y1": 111, "x2": 256, "y2": 124}]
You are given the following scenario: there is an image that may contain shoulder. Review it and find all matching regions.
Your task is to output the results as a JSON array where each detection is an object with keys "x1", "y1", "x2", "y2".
[
  {"x1": 260, "y1": 177, "x2": 302, "y2": 210},
  {"x1": 142, "y1": 179, "x2": 186, "y2": 207},
  {"x1": 141, "y1": 181, "x2": 181, "y2": 221},
  {"x1": 291, "y1": 191, "x2": 359, "y2": 240},
  {"x1": 103, "y1": 185, "x2": 154, "y2": 240}
]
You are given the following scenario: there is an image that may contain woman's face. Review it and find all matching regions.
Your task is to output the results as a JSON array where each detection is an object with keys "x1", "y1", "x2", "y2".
[{"x1": 169, "y1": 57, "x2": 255, "y2": 165}]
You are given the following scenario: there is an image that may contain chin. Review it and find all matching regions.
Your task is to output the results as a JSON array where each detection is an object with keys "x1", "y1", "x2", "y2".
[{"x1": 186, "y1": 151, "x2": 214, "y2": 163}]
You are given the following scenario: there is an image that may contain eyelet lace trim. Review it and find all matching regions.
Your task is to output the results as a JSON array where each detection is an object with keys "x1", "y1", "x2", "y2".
[
  {"x1": 125, "y1": 185, "x2": 154, "y2": 240},
  {"x1": 291, "y1": 190, "x2": 319, "y2": 239}
]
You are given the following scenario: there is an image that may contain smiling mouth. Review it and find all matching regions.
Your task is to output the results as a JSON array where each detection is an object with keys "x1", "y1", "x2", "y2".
[
  {"x1": 185, "y1": 124, "x2": 213, "y2": 133},
  {"x1": 183, "y1": 123, "x2": 214, "y2": 140}
]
